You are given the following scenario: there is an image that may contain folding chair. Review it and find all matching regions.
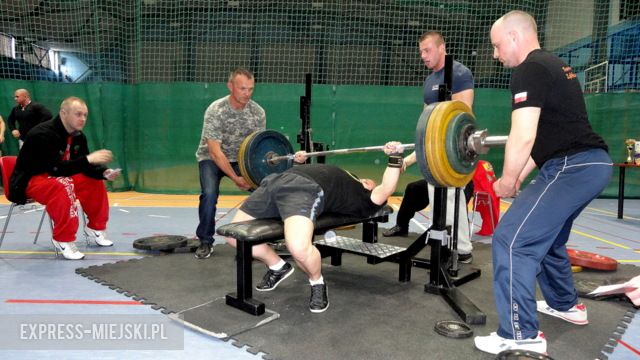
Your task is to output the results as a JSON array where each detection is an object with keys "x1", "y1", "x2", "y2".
[{"x1": 0, "y1": 156, "x2": 51, "y2": 248}]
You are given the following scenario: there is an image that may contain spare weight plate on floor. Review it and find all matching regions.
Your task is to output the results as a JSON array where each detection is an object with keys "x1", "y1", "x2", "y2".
[
  {"x1": 434, "y1": 320, "x2": 473, "y2": 338},
  {"x1": 567, "y1": 249, "x2": 618, "y2": 271},
  {"x1": 133, "y1": 235, "x2": 188, "y2": 252},
  {"x1": 495, "y1": 349, "x2": 554, "y2": 359}
]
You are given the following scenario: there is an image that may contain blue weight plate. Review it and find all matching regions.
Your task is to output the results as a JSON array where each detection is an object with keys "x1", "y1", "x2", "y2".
[{"x1": 243, "y1": 130, "x2": 294, "y2": 187}]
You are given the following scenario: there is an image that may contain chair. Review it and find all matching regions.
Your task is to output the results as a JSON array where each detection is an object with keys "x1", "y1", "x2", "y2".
[
  {"x1": 0, "y1": 156, "x2": 51, "y2": 249},
  {"x1": 470, "y1": 160, "x2": 500, "y2": 237}
]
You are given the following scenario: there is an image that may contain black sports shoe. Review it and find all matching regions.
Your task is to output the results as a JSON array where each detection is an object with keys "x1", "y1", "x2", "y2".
[
  {"x1": 256, "y1": 262, "x2": 294, "y2": 291},
  {"x1": 309, "y1": 283, "x2": 329, "y2": 313},
  {"x1": 382, "y1": 225, "x2": 409, "y2": 237},
  {"x1": 195, "y1": 243, "x2": 214, "y2": 259},
  {"x1": 458, "y1": 253, "x2": 473, "y2": 264}
]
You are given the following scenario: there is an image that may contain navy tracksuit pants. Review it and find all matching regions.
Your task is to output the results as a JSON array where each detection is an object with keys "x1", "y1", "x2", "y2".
[{"x1": 492, "y1": 148, "x2": 612, "y2": 340}]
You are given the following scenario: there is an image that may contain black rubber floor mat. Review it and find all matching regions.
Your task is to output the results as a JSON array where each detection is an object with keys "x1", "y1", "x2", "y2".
[{"x1": 76, "y1": 230, "x2": 636, "y2": 360}]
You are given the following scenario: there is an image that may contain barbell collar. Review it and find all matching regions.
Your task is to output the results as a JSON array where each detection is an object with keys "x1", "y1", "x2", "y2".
[{"x1": 467, "y1": 130, "x2": 508, "y2": 155}]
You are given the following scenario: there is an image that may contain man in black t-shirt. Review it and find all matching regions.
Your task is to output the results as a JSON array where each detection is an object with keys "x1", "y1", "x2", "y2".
[
  {"x1": 474, "y1": 11, "x2": 612, "y2": 356},
  {"x1": 7, "y1": 89, "x2": 52, "y2": 148},
  {"x1": 225, "y1": 142, "x2": 405, "y2": 313}
]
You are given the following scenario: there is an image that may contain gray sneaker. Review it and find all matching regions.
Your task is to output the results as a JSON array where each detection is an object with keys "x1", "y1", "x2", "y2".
[
  {"x1": 256, "y1": 262, "x2": 294, "y2": 291},
  {"x1": 194, "y1": 243, "x2": 213, "y2": 259}
]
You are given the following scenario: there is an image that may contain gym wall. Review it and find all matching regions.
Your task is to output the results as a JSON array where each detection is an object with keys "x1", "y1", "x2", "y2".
[{"x1": 0, "y1": 79, "x2": 637, "y2": 198}]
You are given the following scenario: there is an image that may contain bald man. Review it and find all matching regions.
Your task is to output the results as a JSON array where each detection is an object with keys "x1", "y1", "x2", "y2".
[
  {"x1": 9, "y1": 97, "x2": 120, "y2": 260},
  {"x1": 473, "y1": 11, "x2": 612, "y2": 356},
  {"x1": 7, "y1": 89, "x2": 52, "y2": 148}
]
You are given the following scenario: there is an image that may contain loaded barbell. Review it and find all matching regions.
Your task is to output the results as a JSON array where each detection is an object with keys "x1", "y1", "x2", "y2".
[{"x1": 237, "y1": 100, "x2": 508, "y2": 189}]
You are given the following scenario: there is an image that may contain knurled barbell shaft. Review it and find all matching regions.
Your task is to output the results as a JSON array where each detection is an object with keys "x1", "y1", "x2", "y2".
[
  {"x1": 268, "y1": 143, "x2": 416, "y2": 163},
  {"x1": 268, "y1": 133, "x2": 508, "y2": 164}
]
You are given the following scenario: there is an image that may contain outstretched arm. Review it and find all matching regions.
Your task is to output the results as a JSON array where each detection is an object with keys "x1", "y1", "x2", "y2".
[{"x1": 370, "y1": 142, "x2": 404, "y2": 205}]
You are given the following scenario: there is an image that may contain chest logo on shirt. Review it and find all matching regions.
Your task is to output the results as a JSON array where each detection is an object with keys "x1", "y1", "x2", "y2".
[
  {"x1": 563, "y1": 66, "x2": 577, "y2": 80},
  {"x1": 431, "y1": 85, "x2": 439, "y2": 91},
  {"x1": 514, "y1": 92, "x2": 528, "y2": 104}
]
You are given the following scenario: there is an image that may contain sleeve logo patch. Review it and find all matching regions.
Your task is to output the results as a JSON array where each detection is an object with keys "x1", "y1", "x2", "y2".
[{"x1": 514, "y1": 91, "x2": 528, "y2": 104}]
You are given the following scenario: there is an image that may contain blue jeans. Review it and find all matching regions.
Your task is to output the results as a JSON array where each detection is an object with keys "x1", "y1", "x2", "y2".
[
  {"x1": 196, "y1": 160, "x2": 242, "y2": 245},
  {"x1": 491, "y1": 148, "x2": 612, "y2": 340}
]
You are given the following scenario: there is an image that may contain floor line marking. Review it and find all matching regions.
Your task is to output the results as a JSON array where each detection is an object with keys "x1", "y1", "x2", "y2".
[
  {"x1": 0, "y1": 250, "x2": 142, "y2": 256},
  {"x1": 5, "y1": 299, "x2": 143, "y2": 305},
  {"x1": 570, "y1": 229, "x2": 633, "y2": 250},
  {"x1": 617, "y1": 339, "x2": 640, "y2": 356}
]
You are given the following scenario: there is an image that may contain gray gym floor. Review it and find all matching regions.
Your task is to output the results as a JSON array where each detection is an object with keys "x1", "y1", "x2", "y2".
[{"x1": 0, "y1": 194, "x2": 637, "y2": 359}]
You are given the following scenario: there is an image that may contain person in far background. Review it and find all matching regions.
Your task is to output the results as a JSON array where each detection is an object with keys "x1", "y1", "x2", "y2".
[
  {"x1": 0, "y1": 115, "x2": 6, "y2": 154},
  {"x1": 7, "y1": 89, "x2": 52, "y2": 148},
  {"x1": 384, "y1": 30, "x2": 476, "y2": 263},
  {"x1": 194, "y1": 68, "x2": 266, "y2": 259}
]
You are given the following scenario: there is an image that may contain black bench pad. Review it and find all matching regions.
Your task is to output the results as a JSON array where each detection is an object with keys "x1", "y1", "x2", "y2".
[{"x1": 216, "y1": 205, "x2": 392, "y2": 242}]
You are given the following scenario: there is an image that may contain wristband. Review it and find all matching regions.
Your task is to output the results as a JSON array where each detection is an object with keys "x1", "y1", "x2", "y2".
[{"x1": 387, "y1": 155, "x2": 403, "y2": 168}]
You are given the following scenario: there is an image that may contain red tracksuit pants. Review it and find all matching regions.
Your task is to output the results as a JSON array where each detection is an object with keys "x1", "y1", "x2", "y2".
[{"x1": 26, "y1": 174, "x2": 109, "y2": 242}]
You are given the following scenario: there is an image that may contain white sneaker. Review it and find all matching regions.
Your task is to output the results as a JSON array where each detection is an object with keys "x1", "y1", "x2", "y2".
[
  {"x1": 537, "y1": 300, "x2": 588, "y2": 325},
  {"x1": 84, "y1": 227, "x2": 113, "y2": 247},
  {"x1": 474, "y1": 331, "x2": 547, "y2": 355},
  {"x1": 51, "y1": 240, "x2": 85, "y2": 260}
]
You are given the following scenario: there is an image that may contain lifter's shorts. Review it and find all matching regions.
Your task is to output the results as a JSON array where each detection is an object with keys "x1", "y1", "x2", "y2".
[{"x1": 240, "y1": 172, "x2": 325, "y2": 222}]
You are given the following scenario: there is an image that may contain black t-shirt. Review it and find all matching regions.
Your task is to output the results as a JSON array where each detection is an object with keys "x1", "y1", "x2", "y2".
[
  {"x1": 510, "y1": 49, "x2": 607, "y2": 167},
  {"x1": 287, "y1": 164, "x2": 384, "y2": 217}
]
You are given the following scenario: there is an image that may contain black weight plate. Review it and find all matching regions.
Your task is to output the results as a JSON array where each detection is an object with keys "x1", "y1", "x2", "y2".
[
  {"x1": 433, "y1": 320, "x2": 473, "y2": 338},
  {"x1": 133, "y1": 235, "x2": 188, "y2": 251},
  {"x1": 495, "y1": 349, "x2": 554, "y2": 359}
]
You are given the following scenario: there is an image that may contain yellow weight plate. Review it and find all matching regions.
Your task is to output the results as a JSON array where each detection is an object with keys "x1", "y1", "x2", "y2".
[
  {"x1": 238, "y1": 131, "x2": 260, "y2": 189},
  {"x1": 571, "y1": 265, "x2": 583, "y2": 273},
  {"x1": 424, "y1": 101, "x2": 476, "y2": 187}
]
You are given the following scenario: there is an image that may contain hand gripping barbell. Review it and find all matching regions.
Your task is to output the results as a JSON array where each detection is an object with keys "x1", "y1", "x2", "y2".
[{"x1": 237, "y1": 100, "x2": 507, "y2": 189}]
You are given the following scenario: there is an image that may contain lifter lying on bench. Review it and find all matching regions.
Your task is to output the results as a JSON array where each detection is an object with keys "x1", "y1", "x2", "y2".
[{"x1": 222, "y1": 141, "x2": 405, "y2": 314}]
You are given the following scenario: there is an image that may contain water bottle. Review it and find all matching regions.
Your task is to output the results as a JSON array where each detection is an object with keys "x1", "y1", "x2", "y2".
[{"x1": 324, "y1": 230, "x2": 337, "y2": 242}]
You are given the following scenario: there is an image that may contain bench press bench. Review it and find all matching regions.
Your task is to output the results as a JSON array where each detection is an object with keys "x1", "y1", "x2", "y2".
[{"x1": 216, "y1": 205, "x2": 407, "y2": 316}]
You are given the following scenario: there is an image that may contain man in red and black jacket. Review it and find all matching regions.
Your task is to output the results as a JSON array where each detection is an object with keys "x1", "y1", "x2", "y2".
[{"x1": 9, "y1": 96, "x2": 120, "y2": 260}]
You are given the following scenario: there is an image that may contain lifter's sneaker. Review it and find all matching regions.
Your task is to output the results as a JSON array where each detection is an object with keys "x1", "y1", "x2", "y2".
[
  {"x1": 382, "y1": 225, "x2": 409, "y2": 237},
  {"x1": 474, "y1": 331, "x2": 547, "y2": 355},
  {"x1": 256, "y1": 262, "x2": 294, "y2": 291},
  {"x1": 51, "y1": 240, "x2": 85, "y2": 260},
  {"x1": 84, "y1": 226, "x2": 113, "y2": 247},
  {"x1": 309, "y1": 283, "x2": 329, "y2": 313},
  {"x1": 458, "y1": 252, "x2": 473, "y2": 264},
  {"x1": 537, "y1": 300, "x2": 588, "y2": 325},
  {"x1": 194, "y1": 243, "x2": 214, "y2": 259}
]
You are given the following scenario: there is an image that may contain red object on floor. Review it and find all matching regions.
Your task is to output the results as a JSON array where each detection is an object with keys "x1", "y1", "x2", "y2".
[
  {"x1": 472, "y1": 160, "x2": 500, "y2": 236},
  {"x1": 566, "y1": 249, "x2": 618, "y2": 271}
]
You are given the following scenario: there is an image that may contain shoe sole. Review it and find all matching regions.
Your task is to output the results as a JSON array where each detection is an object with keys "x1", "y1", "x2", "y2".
[
  {"x1": 94, "y1": 242, "x2": 113, "y2": 247},
  {"x1": 537, "y1": 302, "x2": 588, "y2": 325},
  {"x1": 84, "y1": 232, "x2": 114, "y2": 247},
  {"x1": 255, "y1": 267, "x2": 294, "y2": 292},
  {"x1": 194, "y1": 249, "x2": 214, "y2": 259},
  {"x1": 382, "y1": 232, "x2": 408, "y2": 237},
  {"x1": 51, "y1": 241, "x2": 85, "y2": 260}
]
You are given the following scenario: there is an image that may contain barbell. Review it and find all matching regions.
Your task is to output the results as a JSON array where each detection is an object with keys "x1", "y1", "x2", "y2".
[{"x1": 237, "y1": 100, "x2": 508, "y2": 189}]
